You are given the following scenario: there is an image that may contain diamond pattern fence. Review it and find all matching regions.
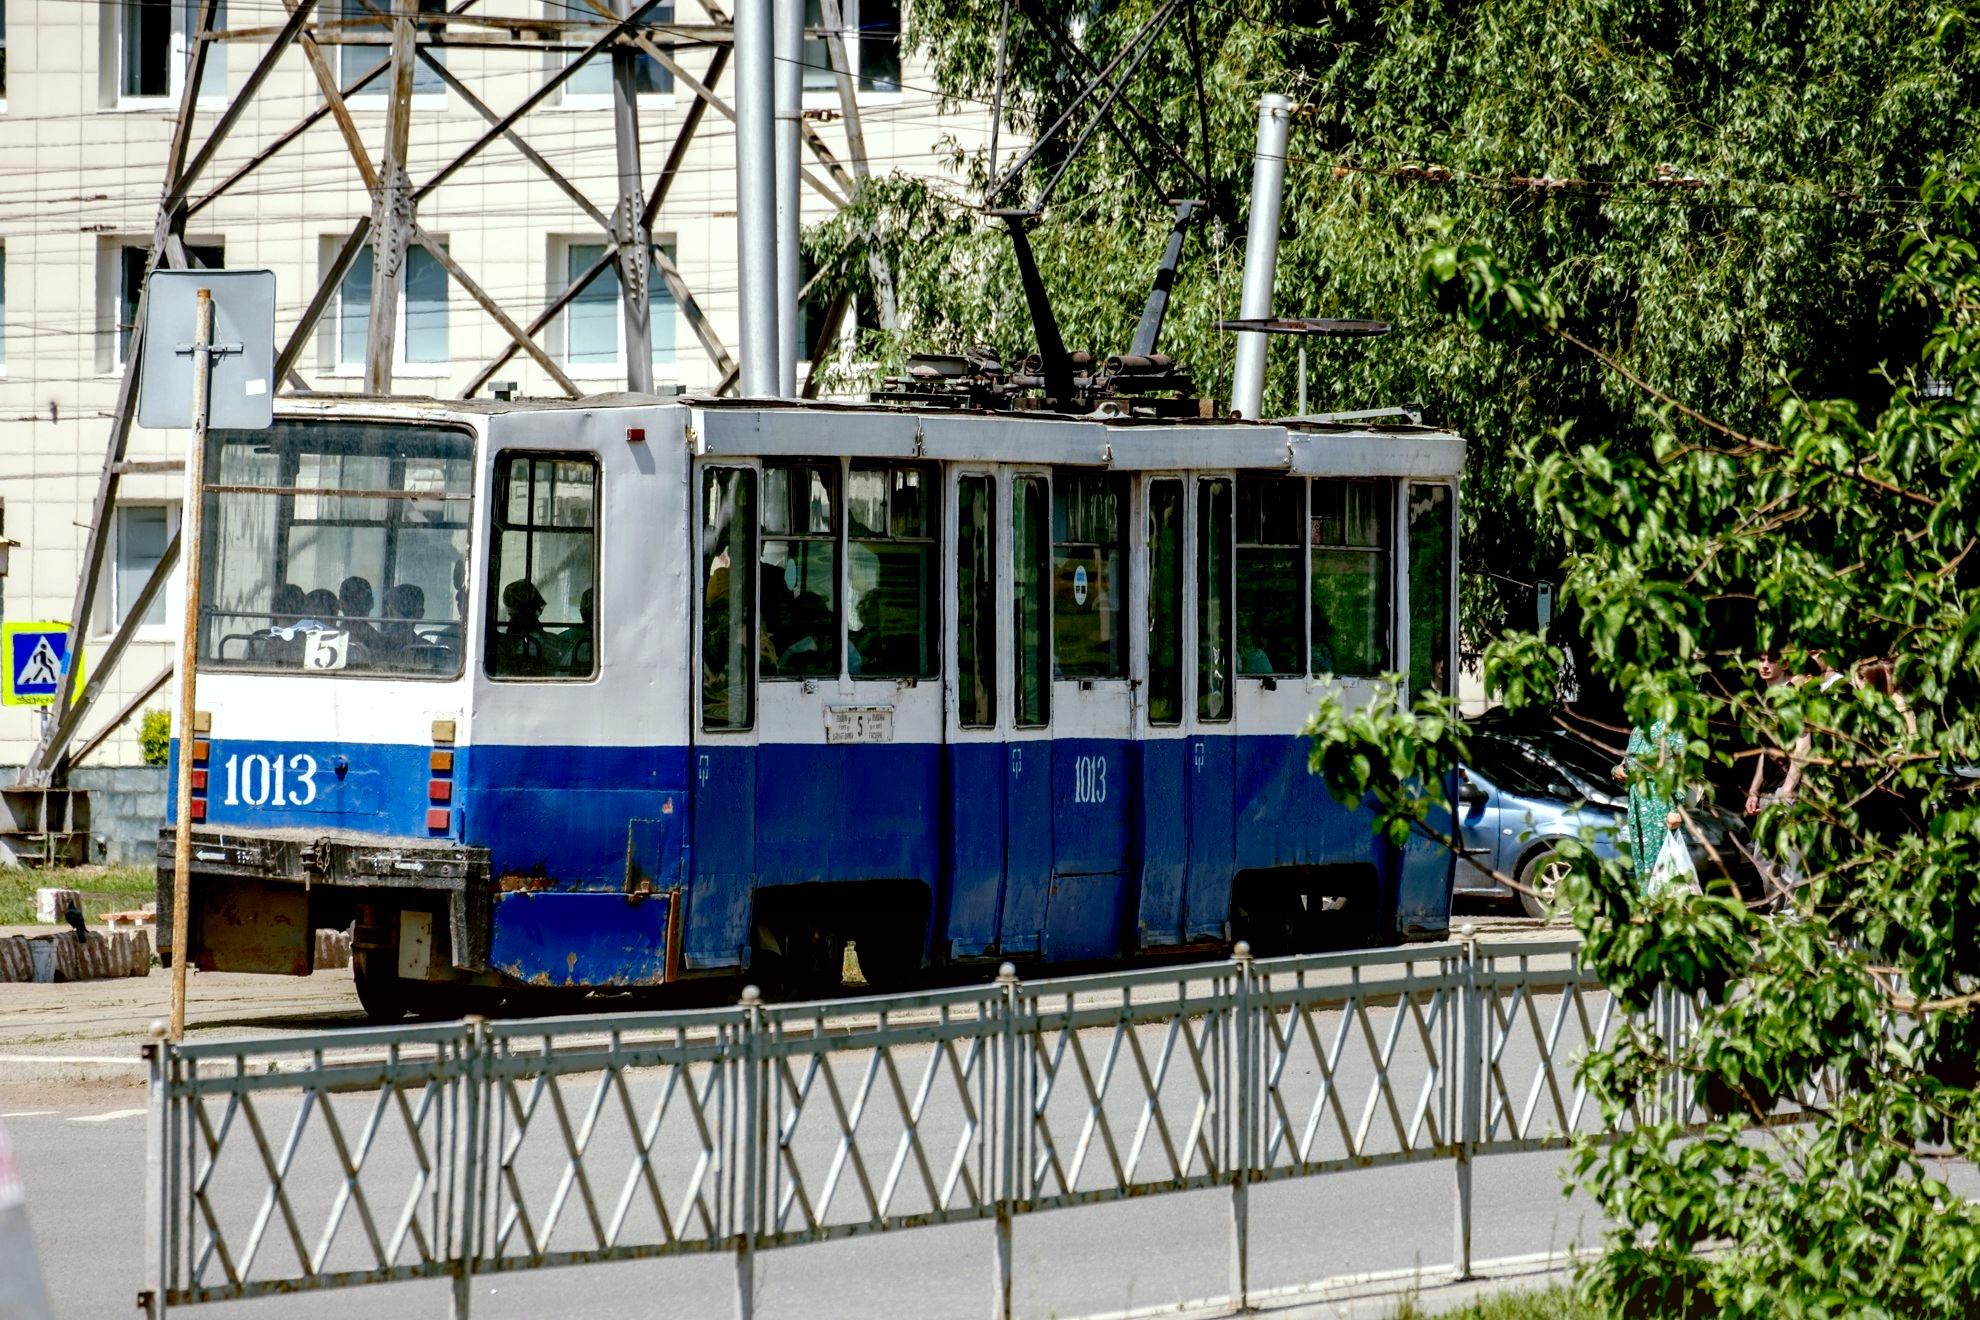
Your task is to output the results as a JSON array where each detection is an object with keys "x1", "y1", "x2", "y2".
[{"x1": 143, "y1": 933, "x2": 1779, "y2": 1318}]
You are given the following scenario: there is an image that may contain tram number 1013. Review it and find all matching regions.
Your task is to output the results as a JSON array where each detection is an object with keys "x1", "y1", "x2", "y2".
[
  {"x1": 1072, "y1": 754, "x2": 1109, "y2": 804},
  {"x1": 219, "y1": 752, "x2": 322, "y2": 807}
]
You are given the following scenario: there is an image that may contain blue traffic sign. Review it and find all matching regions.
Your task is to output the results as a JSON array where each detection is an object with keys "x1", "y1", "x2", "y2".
[{"x1": 1, "y1": 623, "x2": 83, "y2": 707}]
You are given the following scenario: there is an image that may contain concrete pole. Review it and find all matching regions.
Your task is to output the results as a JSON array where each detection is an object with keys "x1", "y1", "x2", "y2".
[
  {"x1": 735, "y1": 0, "x2": 780, "y2": 396},
  {"x1": 774, "y1": 0, "x2": 804, "y2": 395},
  {"x1": 364, "y1": 0, "x2": 418, "y2": 394},
  {"x1": 1229, "y1": 93, "x2": 1291, "y2": 420},
  {"x1": 614, "y1": 0, "x2": 655, "y2": 392}
]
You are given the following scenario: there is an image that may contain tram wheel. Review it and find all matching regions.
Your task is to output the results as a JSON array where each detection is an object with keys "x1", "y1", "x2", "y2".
[{"x1": 352, "y1": 948, "x2": 412, "y2": 1022}]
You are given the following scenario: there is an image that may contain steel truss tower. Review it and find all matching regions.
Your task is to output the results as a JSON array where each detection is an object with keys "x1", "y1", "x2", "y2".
[{"x1": 22, "y1": 0, "x2": 887, "y2": 786}]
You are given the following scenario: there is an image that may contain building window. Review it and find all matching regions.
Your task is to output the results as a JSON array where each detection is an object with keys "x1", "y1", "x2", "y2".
[
  {"x1": 560, "y1": 1, "x2": 673, "y2": 101},
  {"x1": 1234, "y1": 476, "x2": 1302, "y2": 676},
  {"x1": 1, "y1": 0, "x2": 10, "y2": 101},
  {"x1": 803, "y1": 0, "x2": 899, "y2": 93},
  {"x1": 116, "y1": 240, "x2": 222, "y2": 366},
  {"x1": 846, "y1": 460, "x2": 937, "y2": 678},
  {"x1": 561, "y1": 240, "x2": 679, "y2": 371},
  {"x1": 342, "y1": 0, "x2": 445, "y2": 96},
  {"x1": 117, "y1": 0, "x2": 226, "y2": 102},
  {"x1": 112, "y1": 504, "x2": 175, "y2": 631},
  {"x1": 759, "y1": 459, "x2": 838, "y2": 677},
  {"x1": 1308, "y1": 480, "x2": 1390, "y2": 677},
  {"x1": 1051, "y1": 470, "x2": 1126, "y2": 680},
  {"x1": 332, "y1": 240, "x2": 450, "y2": 369},
  {"x1": 485, "y1": 453, "x2": 599, "y2": 680}
]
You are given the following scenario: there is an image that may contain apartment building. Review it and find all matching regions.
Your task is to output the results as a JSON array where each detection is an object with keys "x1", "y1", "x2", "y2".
[{"x1": 0, "y1": 0, "x2": 983, "y2": 767}]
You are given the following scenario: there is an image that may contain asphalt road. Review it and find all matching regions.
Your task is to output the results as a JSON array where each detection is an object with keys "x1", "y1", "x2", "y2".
[{"x1": 7, "y1": 962, "x2": 1607, "y2": 1320}]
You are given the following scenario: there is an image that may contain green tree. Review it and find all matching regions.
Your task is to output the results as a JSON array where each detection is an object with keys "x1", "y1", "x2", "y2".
[
  {"x1": 1309, "y1": 158, "x2": 1980, "y2": 1313},
  {"x1": 814, "y1": 0, "x2": 1980, "y2": 653}
]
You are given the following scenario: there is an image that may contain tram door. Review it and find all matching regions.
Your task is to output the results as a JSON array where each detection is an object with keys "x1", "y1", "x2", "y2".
[
  {"x1": 997, "y1": 471, "x2": 1054, "y2": 955},
  {"x1": 1041, "y1": 468, "x2": 1136, "y2": 960},
  {"x1": 942, "y1": 471, "x2": 1008, "y2": 957},
  {"x1": 1133, "y1": 476, "x2": 1191, "y2": 946},
  {"x1": 689, "y1": 462, "x2": 760, "y2": 968}
]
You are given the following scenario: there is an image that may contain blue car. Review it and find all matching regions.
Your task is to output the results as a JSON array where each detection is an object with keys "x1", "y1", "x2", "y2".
[{"x1": 1453, "y1": 716, "x2": 1744, "y2": 917}]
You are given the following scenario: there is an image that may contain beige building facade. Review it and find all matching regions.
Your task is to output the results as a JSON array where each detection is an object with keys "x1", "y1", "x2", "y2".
[{"x1": 0, "y1": 0, "x2": 988, "y2": 767}]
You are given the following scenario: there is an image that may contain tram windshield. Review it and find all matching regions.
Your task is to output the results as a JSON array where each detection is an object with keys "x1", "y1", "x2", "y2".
[{"x1": 200, "y1": 419, "x2": 474, "y2": 677}]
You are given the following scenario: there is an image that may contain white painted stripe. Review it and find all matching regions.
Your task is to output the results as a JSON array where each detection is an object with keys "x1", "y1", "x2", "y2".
[{"x1": 68, "y1": 1109, "x2": 146, "y2": 1124}]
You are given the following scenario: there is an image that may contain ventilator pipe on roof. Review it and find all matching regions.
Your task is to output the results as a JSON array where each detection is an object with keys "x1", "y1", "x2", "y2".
[
  {"x1": 1229, "y1": 94, "x2": 1292, "y2": 420},
  {"x1": 735, "y1": 0, "x2": 779, "y2": 397},
  {"x1": 774, "y1": 0, "x2": 803, "y2": 396}
]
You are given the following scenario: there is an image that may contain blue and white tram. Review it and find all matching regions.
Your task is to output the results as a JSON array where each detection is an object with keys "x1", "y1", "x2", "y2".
[{"x1": 160, "y1": 394, "x2": 1462, "y2": 1016}]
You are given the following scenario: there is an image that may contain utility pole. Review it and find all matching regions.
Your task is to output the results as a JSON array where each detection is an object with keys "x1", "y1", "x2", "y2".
[
  {"x1": 615, "y1": 0, "x2": 655, "y2": 391},
  {"x1": 364, "y1": 0, "x2": 419, "y2": 394},
  {"x1": 736, "y1": 0, "x2": 780, "y2": 396}
]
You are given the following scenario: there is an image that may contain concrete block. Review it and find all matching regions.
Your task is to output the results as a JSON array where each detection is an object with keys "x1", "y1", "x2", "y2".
[
  {"x1": 313, "y1": 928, "x2": 352, "y2": 971},
  {"x1": 32, "y1": 889, "x2": 81, "y2": 925}
]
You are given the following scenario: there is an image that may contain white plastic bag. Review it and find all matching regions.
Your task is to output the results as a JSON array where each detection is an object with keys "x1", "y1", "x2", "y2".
[{"x1": 1646, "y1": 827, "x2": 1699, "y2": 896}]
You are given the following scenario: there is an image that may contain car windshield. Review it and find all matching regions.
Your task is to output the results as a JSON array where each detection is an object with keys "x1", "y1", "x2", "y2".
[
  {"x1": 1470, "y1": 736, "x2": 1577, "y2": 800},
  {"x1": 200, "y1": 419, "x2": 474, "y2": 677},
  {"x1": 1538, "y1": 730, "x2": 1624, "y2": 794}
]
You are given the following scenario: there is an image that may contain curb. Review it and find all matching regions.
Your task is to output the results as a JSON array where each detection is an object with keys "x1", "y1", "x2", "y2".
[
  {"x1": 0, "y1": 1054, "x2": 147, "y2": 1087},
  {"x1": 1069, "y1": 1248, "x2": 1596, "y2": 1320}
]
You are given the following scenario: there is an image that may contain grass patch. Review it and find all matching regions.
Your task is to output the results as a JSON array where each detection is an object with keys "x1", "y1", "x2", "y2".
[
  {"x1": 1393, "y1": 1287, "x2": 1598, "y2": 1319},
  {"x1": 0, "y1": 863, "x2": 155, "y2": 925}
]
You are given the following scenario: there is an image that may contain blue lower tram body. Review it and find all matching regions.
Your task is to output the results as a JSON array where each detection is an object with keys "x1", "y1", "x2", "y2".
[{"x1": 163, "y1": 735, "x2": 1452, "y2": 987}]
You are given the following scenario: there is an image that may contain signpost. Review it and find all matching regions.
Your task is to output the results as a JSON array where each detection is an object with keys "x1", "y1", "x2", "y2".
[{"x1": 137, "y1": 268, "x2": 276, "y2": 1040}]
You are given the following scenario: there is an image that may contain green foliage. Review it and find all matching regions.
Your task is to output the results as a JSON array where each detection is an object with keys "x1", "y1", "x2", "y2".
[
  {"x1": 812, "y1": 0, "x2": 1980, "y2": 651},
  {"x1": 138, "y1": 708, "x2": 171, "y2": 768},
  {"x1": 1312, "y1": 160, "x2": 1980, "y2": 1314}
]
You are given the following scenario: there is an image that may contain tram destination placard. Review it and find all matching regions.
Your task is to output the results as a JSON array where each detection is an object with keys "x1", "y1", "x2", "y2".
[{"x1": 825, "y1": 705, "x2": 894, "y2": 744}]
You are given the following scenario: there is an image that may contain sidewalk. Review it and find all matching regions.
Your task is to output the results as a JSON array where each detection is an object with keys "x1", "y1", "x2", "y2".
[
  {"x1": 1079, "y1": 1250, "x2": 1586, "y2": 1320},
  {"x1": 0, "y1": 961, "x2": 363, "y2": 1084}
]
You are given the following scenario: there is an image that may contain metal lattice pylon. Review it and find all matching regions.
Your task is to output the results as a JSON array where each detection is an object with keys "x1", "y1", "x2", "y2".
[{"x1": 25, "y1": 0, "x2": 883, "y2": 785}]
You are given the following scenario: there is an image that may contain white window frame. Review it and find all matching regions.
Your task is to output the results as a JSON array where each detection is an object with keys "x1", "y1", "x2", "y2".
[
  {"x1": 105, "y1": 0, "x2": 227, "y2": 111},
  {"x1": 800, "y1": 0, "x2": 903, "y2": 107},
  {"x1": 98, "y1": 502, "x2": 183, "y2": 642},
  {"x1": 549, "y1": 0, "x2": 679, "y2": 110},
  {"x1": 552, "y1": 236, "x2": 682, "y2": 381},
  {"x1": 341, "y1": 0, "x2": 449, "y2": 107},
  {"x1": 322, "y1": 235, "x2": 453, "y2": 378},
  {"x1": 99, "y1": 237, "x2": 223, "y2": 373}
]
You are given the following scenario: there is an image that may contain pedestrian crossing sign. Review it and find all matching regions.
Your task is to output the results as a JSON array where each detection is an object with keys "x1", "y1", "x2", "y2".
[{"x1": 1, "y1": 623, "x2": 83, "y2": 707}]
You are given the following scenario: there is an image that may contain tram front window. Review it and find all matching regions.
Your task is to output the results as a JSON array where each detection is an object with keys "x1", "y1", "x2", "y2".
[
  {"x1": 1052, "y1": 470, "x2": 1127, "y2": 678},
  {"x1": 760, "y1": 460, "x2": 839, "y2": 678},
  {"x1": 200, "y1": 419, "x2": 473, "y2": 677},
  {"x1": 1309, "y1": 479, "x2": 1389, "y2": 676},
  {"x1": 847, "y1": 461, "x2": 938, "y2": 679}
]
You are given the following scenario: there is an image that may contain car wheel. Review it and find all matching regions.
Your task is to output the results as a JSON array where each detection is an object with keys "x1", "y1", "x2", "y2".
[{"x1": 1517, "y1": 848, "x2": 1573, "y2": 921}]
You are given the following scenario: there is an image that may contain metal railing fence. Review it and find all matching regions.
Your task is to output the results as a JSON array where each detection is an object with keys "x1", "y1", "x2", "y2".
[{"x1": 141, "y1": 933, "x2": 1727, "y2": 1319}]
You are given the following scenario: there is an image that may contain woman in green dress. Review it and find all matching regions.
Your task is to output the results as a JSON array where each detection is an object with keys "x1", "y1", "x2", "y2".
[{"x1": 1615, "y1": 718, "x2": 1686, "y2": 893}]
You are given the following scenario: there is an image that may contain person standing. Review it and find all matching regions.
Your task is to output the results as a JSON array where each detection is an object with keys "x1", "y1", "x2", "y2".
[{"x1": 1616, "y1": 716, "x2": 1686, "y2": 892}]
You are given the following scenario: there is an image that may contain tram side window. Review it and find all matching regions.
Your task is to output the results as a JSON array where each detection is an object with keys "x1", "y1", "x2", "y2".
[
  {"x1": 1197, "y1": 478, "x2": 1232, "y2": 721},
  {"x1": 847, "y1": 461, "x2": 938, "y2": 678},
  {"x1": 1408, "y1": 483, "x2": 1454, "y2": 695},
  {"x1": 1309, "y1": 480, "x2": 1390, "y2": 677},
  {"x1": 956, "y1": 475, "x2": 996, "y2": 727},
  {"x1": 1235, "y1": 476, "x2": 1303, "y2": 676},
  {"x1": 1147, "y1": 479, "x2": 1183, "y2": 725},
  {"x1": 702, "y1": 467, "x2": 757, "y2": 730},
  {"x1": 760, "y1": 460, "x2": 838, "y2": 678},
  {"x1": 486, "y1": 453, "x2": 599, "y2": 680},
  {"x1": 1012, "y1": 475, "x2": 1050, "y2": 726},
  {"x1": 1052, "y1": 471, "x2": 1127, "y2": 679}
]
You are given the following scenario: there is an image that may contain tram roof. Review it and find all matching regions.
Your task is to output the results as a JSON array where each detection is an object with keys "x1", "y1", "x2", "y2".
[{"x1": 269, "y1": 392, "x2": 1465, "y2": 480}]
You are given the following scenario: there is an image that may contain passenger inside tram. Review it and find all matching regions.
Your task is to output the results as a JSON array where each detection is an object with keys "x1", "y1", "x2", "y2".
[
  {"x1": 495, "y1": 579, "x2": 556, "y2": 676},
  {"x1": 339, "y1": 577, "x2": 385, "y2": 655}
]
